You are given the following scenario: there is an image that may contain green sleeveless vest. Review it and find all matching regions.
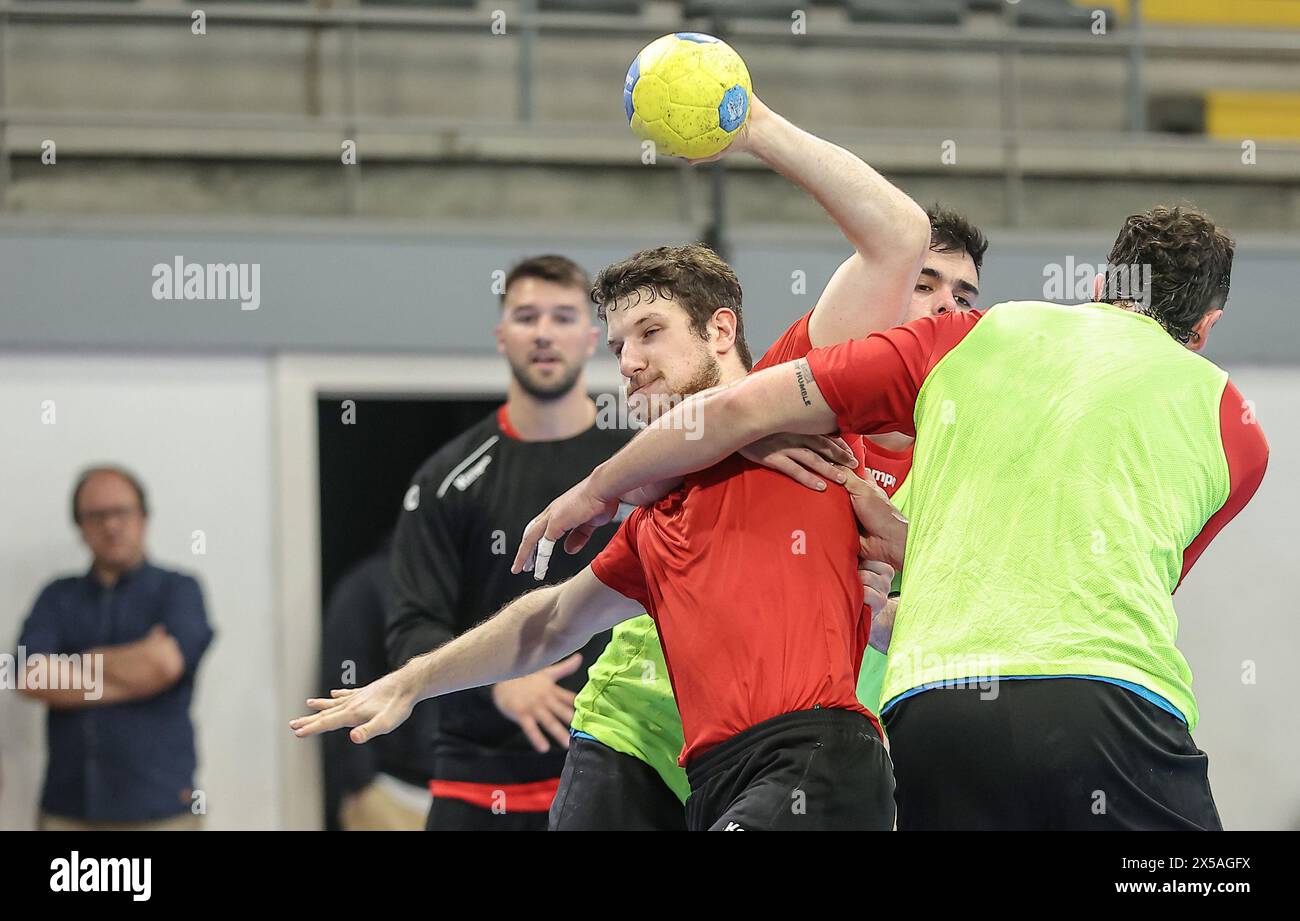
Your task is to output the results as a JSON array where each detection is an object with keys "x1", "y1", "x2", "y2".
[{"x1": 881, "y1": 301, "x2": 1230, "y2": 729}]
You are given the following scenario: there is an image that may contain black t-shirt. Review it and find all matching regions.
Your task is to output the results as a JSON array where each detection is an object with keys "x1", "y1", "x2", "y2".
[{"x1": 386, "y1": 405, "x2": 631, "y2": 784}]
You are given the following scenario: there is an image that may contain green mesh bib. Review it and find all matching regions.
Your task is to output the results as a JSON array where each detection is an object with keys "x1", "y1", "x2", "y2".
[{"x1": 881, "y1": 301, "x2": 1230, "y2": 729}]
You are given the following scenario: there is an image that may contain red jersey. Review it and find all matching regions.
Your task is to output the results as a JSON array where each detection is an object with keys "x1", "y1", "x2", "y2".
[
  {"x1": 860, "y1": 438, "x2": 913, "y2": 497},
  {"x1": 804, "y1": 309, "x2": 1269, "y2": 587},
  {"x1": 591, "y1": 312, "x2": 877, "y2": 766}
]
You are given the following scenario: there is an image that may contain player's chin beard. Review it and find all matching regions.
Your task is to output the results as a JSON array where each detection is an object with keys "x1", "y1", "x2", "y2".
[
  {"x1": 640, "y1": 352, "x2": 722, "y2": 423},
  {"x1": 678, "y1": 353, "x2": 722, "y2": 397},
  {"x1": 511, "y1": 357, "x2": 582, "y2": 402}
]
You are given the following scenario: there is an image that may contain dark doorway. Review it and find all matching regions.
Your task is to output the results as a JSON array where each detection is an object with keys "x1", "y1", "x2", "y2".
[
  {"x1": 315, "y1": 393, "x2": 501, "y2": 829},
  {"x1": 316, "y1": 395, "x2": 502, "y2": 606}
]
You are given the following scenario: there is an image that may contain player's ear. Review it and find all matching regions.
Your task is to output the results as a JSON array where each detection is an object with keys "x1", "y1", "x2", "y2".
[
  {"x1": 494, "y1": 318, "x2": 506, "y2": 355},
  {"x1": 585, "y1": 323, "x2": 599, "y2": 357},
  {"x1": 711, "y1": 307, "x2": 739, "y2": 356},
  {"x1": 1188, "y1": 308, "x2": 1222, "y2": 352},
  {"x1": 1092, "y1": 273, "x2": 1105, "y2": 303}
]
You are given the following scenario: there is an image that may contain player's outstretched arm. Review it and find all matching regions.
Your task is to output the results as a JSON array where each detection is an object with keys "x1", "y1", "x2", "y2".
[
  {"x1": 728, "y1": 97, "x2": 930, "y2": 347},
  {"x1": 290, "y1": 568, "x2": 642, "y2": 744},
  {"x1": 513, "y1": 357, "x2": 841, "y2": 577}
]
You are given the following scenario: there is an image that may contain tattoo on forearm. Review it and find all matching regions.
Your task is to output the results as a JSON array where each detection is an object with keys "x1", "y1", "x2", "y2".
[{"x1": 795, "y1": 360, "x2": 813, "y2": 407}]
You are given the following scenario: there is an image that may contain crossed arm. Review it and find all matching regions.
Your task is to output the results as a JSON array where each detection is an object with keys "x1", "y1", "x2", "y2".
[{"x1": 19, "y1": 626, "x2": 185, "y2": 709}]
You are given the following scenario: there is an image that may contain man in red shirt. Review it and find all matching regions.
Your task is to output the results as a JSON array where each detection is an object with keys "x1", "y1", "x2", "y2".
[
  {"x1": 292, "y1": 242, "x2": 907, "y2": 830},
  {"x1": 291, "y1": 97, "x2": 931, "y2": 830},
  {"x1": 508, "y1": 206, "x2": 1269, "y2": 831}
]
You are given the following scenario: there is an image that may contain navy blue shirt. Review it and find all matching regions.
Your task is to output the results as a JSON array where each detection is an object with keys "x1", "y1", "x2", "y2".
[{"x1": 16, "y1": 560, "x2": 214, "y2": 821}]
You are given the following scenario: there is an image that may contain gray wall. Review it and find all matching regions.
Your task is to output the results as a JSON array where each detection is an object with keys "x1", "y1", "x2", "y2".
[{"x1": 0, "y1": 217, "x2": 1294, "y2": 365}]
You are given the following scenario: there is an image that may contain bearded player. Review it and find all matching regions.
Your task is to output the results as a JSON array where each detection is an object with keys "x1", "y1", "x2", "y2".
[
  {"x1": 553, "y1": 205, "x2": 986, "y2": 830},
  {"x1": 293, "y1": 95, "x2": 927, "y2": 831}
]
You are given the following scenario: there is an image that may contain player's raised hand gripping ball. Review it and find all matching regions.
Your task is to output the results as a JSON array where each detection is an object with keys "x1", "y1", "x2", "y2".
[{"x1": 624, "y1": 32, "x2": 752, "y2": 160}]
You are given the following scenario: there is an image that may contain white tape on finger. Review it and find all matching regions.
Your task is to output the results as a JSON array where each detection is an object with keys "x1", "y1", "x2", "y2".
[{"x1": 534, "y1": 537, "x2": 556, "y2": 581}]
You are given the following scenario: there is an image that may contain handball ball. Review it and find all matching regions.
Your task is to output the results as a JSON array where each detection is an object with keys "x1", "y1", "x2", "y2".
[{"x1": 623, "y1": 32, "x2": 752, "y2": 160}]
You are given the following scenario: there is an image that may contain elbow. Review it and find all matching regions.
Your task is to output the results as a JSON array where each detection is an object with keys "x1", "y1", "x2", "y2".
[
  {"x1": 158, "y1": 649, "x2": 186, "y2": 687},
  {"x1": 134, "y1": 647, "x2": 185, "y2": 697},
  {"x1": 897, "y1": 198, "x2": 931, "y2": 257}
]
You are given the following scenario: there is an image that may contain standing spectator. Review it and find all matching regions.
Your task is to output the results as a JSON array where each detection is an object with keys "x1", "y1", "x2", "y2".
[
  {"x1": 321, "y1": 533, "x2": 437, "y2": 831},
  {"x1": 386, "y1": 255, "x2": 627, "y2": 830},
  {"x1": 16, "y1": 465, "x2": 214, "y2": 831}
]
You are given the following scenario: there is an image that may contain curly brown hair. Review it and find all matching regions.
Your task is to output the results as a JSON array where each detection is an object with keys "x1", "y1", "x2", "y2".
[
  {"x1": 1102, "y1": 206, "x2": 1234, "y2": 345},
  {"x1": 591, "y1": 243, "x2": 754, "y2": 370}
]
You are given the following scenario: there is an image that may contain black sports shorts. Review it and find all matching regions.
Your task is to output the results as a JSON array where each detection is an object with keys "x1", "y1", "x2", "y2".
[
  {"x1": 549, "y1": 735, "x2": 687, "y2": 831},
  {"x1": 883, "y1": 677, "x2": 1223, "y2": 830},
  {"x1": 684, "y1": 707, "x2": 895, "y2": 831}
]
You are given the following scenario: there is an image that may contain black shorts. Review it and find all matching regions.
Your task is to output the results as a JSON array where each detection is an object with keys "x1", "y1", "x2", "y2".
[
  {"x1": 549, "y1": 735, "x2": 687, "y2": 831},
  {"x1": 684, "y1": 707, "x2": 895, "y2": 831},
  {"x1": 425, "y1": 794, "x2": 549, "y2": 831},
  {"x1": 883, "y1": 677, "x2": 1223, "y2": 830}
]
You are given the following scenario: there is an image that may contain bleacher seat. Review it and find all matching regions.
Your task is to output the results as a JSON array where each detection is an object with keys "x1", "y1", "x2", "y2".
[
  {"x1": 1004, "y1": 0, "x2": 1116, "y2": 29},
  {"x1": 356, "y1": 0, "x2": 478, "y2": 8},
  {"x1": 681, "y1": 1, "x2": 805, "y2": 21},
  {"x1": 846, "y1": 0, "x2": 964, "y2": 26},
  {"x1": 539, "y1": 0, "x2": 643, "y2": 13}
]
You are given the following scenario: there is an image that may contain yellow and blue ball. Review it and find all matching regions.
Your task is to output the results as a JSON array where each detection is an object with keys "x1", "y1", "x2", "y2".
[{"x1": 623, "y1": 32, "x2": 752, "y2": 160}]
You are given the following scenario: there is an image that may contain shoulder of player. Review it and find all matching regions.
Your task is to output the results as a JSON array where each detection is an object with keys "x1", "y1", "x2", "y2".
[
  {"x1": 1219, "y1": 377, "x2": 1270, "y2": 459},
  {"x1": 753, "y1": 311, "x2": 814, "y2": 370}
]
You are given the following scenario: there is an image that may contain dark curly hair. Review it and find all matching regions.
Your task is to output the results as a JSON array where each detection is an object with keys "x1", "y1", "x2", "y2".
[
  {"x1": 591, "y1": 243, "x2": 753, "y2": 371},
  {"x1": 1102, "y1": 206, "x2": 1234, "y2": 345},
  {"x1": 927, "y1": 204, "x2": 989, "y2": 275}
]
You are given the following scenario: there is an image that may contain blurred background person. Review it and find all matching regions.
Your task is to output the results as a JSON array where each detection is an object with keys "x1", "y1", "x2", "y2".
[
  {"x1": 321, "y1": 532, "x2": 437, "y2": 831},
  {"x1": 385, "y1": 254, "x2": 630, "y2": 830},
  {"x1": 15, "y1": 465, "x2": 214, "y2": 831}
]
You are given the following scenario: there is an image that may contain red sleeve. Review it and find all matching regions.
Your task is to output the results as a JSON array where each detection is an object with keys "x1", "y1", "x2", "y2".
[
  {"x1": 804, "y1": 310, "x2": 983, "y2": 438},
  {"x1": 753, "y1": 311, "x2": 814, "y2": 370},
  {"x1": 590, "y1": 514, "x2": 652, "y2": 608},
  {"x1": 1176, "y1": 379, "x2": 1269, "y2": 590}
]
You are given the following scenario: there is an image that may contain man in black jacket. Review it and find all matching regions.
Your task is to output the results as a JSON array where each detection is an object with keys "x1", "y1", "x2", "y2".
[{"x1": 385, "y1": 255, "x2": 626, "y2": 830}]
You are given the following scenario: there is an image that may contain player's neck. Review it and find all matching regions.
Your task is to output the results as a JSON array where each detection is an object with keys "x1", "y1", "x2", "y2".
[
  {"x1": 504, "y1": 381, "x2": 596, "y2": 442},
  {"x1": 718, "y1": 357, "x2": 748, "y2": 387}
]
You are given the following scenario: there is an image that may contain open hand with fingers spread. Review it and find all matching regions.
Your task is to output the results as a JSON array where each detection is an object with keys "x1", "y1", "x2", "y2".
[
  {"x1": 491, "y1": 654, "x2": 583, "y2": 753},
  {"x1": 289, "y1": 669, "x2": 419, "y2": 745}
]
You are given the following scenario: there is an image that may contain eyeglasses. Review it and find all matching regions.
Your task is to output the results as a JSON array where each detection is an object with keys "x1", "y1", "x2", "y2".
[{"x1": 78, "y1": 506, "x2": 142, "y2": 527}]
